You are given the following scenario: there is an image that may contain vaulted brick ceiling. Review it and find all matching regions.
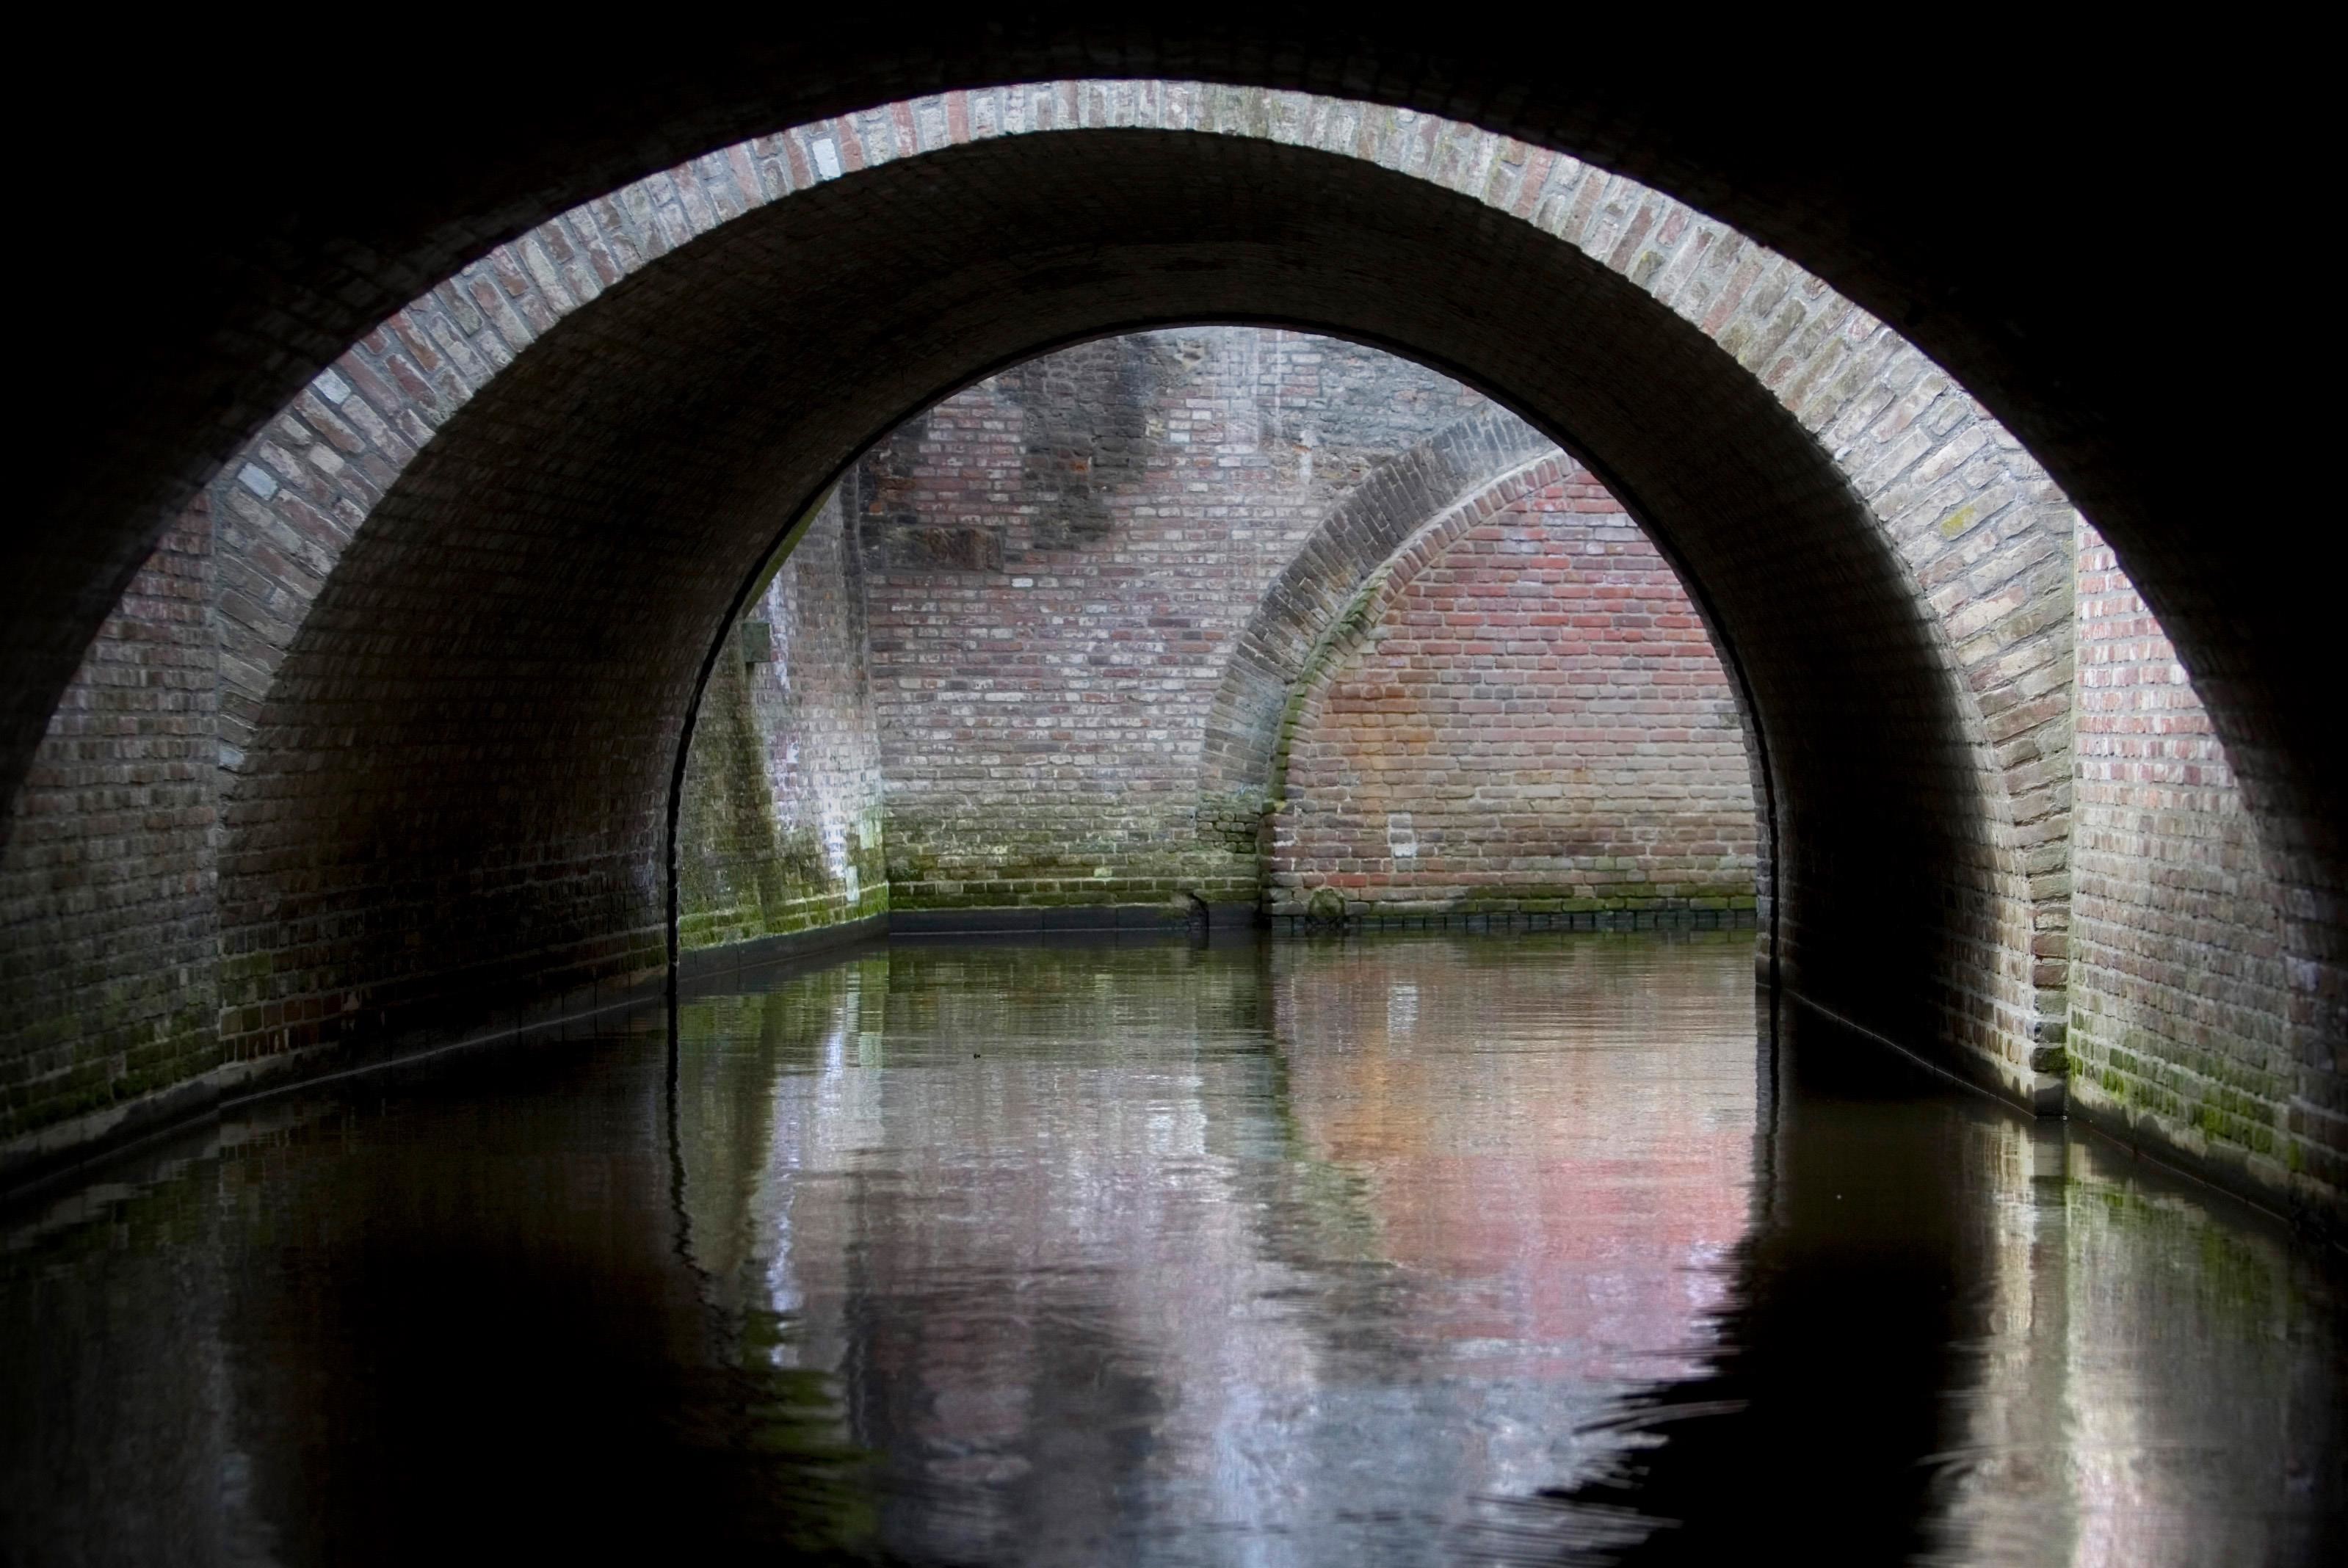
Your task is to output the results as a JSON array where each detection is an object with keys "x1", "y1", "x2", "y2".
[
  {"x1": 18, "y1": 28, "x2": 2316, "y2": 942},
  {"x1": 210, "y1": 126, "x2": 2005, "y2": 1089}
]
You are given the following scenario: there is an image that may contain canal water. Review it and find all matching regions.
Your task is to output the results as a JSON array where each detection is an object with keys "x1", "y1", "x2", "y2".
[{"x1": 3, "y1": 933, "x2": 2340, "y2": 1564}]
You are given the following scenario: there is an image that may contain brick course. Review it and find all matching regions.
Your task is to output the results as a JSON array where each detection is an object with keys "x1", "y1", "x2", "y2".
[
  {"x1": 0, "y1": 503, "x2": 218, "y2": 1142},
  {"x1": 1269, "y1": 468, "x2": 1755, "y2": 918},
  {"x1": 1200, "y1": 406, "x2": 1559, "y2": 816},
  {"x1": 2068, "y1": 520, "x2": 2334, "y2": 1209}
]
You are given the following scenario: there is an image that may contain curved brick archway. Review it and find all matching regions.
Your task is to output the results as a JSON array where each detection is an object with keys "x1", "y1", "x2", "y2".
[
  {"x1": 42, "y1": 86, "x2": 2067, "y2": 895},
  {"x1": 2, "y1": 82, "x2": 2331, "y2": 1219},
  {"x1": 7, "y1": 86, "x2": 2076, "y2": 1131},
  {"x1": 1258, "y1": 449, "x2": 1761, "y2": 926},
  {"x1": 195, "y1": 102, "x2": 2034, "y2": 1099},
  {"x1": 19, "y1": 42, "x2": 2311, "y2": 927},
  {"x1": 1197, "y1": 404, "x2": 1560, "y2": 814}
]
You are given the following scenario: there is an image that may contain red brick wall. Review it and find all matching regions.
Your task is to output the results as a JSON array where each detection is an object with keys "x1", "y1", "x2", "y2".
[
  {"x1": 2068, "y1": 520, "x2": 2327, "y2": 1205},
  {"x1": 1269, "y1": 471, "x2": 1755, "y2": 918},
  {"x1": 854, "y1": 329, "x2": 1488, "y2": 909}
]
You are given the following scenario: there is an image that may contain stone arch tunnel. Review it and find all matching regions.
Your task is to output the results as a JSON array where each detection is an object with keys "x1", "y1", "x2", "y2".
[{"x1": 3, "y1": 35, "x2": 2340, "y2": 1560}]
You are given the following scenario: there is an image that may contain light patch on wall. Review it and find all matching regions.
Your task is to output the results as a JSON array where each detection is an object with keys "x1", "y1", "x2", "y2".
[{"x1": 1387, "y1": 813, "x2": 1418, "y2": 859}]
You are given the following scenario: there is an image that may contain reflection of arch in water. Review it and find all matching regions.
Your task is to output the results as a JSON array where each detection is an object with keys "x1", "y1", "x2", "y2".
[
  {"x1": 20, "y1": 82, "x2": 2101, "y2": 1161},
  {"x1": 662, "y1": 937, "x2": 1767, "y2": 1550},
  {"x1": 1262, "y1": 934, "x2": 1762, "y2": 1370}
]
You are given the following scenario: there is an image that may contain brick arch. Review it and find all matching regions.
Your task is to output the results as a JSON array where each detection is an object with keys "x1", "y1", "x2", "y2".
[
  {"x1": 21, "y1": 48, "x2": 2315, "y2": 947},
  {"x1": 9, "y1": 82, "x2": 2104, "y2": 1158},
  {"x1": 1197, "y1": 403, "x2": 1559, "y2": 813},
  {"x1": 1211, "y1": 432, "x2": 1781, "y2": 935},
  {"x1": 170, "y1": 87, "x2": 2057, "y2": 882},
  {"x1": 211, "y1": 116, "x2": 2034, "y2": 1100},
  {"x1": 1260, "y1": 451, "x2": 1579, "y2": 801},
  {"x1": 1263, "y1": 452, "x2": 1759, "y2": 923}
]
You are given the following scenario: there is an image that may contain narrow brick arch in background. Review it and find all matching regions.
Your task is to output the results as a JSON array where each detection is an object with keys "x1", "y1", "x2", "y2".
[
  {"x1": 1192, "y1": 410, "x2": 1776, "y2": 935},
  {"x1": 1262, "y1": 452, "x2": 1758, "y2": 923},
  {"x1": 1197, "y1": 403, "x2": 1557, "y2": 811},
  {"x1": 0, "y1": 83, "x2": 2330, "y2": 1220}
]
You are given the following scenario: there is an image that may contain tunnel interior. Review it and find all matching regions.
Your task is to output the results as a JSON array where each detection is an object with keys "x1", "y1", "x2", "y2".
[
  {"x1": 2, "y1": 65, "x2": 2340, "y2": 1561},
  {"x1": 6, "y1": 84, "x2": 2330, "y2": 1222},
  {"x1": 205, "y1": 128, "x2": 2005, "y2": 1103}
]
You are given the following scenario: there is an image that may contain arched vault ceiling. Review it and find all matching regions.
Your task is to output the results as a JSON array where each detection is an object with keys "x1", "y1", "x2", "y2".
[
  {"x1": 14, "y1": 32, "x2": 2323, "y2": 955},
  {"x1": 203, "y1": 96, "x2": 2064, "y2": 1096}
]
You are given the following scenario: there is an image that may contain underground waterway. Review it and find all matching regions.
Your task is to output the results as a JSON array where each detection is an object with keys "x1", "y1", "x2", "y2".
[{"x1": 4, "y1": 932, "x2": 2340, "y2": 1564}]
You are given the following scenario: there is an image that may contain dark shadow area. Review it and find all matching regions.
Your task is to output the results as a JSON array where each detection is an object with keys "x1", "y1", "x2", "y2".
[
  {"x1": 0, "y1": 1018, "x2": 896, "y2": 1563},
  {"x1": 1526, "y1": 1006, "x2": 1979, "y2": 1561},
  {"x1": 1525, "y1": 1002, "x2": 2348, "y2": 1565}
]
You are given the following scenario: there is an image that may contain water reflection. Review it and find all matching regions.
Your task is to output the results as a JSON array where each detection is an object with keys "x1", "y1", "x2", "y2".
[
  {"x1": 670, "y1": 937, "x2": 1758, "y2": 1562},
  {"x1": 1534, "y1": 1003, "x2": 2347, "y2": 1567},
  {"x1": 1, "y1": 933, "x2": 2340, "y2": 1564},
  {"x1": 1927, "y1": 1117, "x2": 2344, "y2": 1565}
]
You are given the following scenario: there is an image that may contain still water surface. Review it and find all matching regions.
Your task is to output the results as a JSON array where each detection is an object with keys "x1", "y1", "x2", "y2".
[{"x1": 3, "y1": 934, "x2": 2340, "y2": 1564}]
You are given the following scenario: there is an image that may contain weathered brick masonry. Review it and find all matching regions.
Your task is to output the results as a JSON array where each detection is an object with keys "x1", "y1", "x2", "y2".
[
  {"x1": 1269, "y1": 468, "x2": 1756, "y2": 919},
  {"x1": 0, "y1": 84, "x2": 2055, "y2": 1141},
  {"x1": 23, "y1": 47, "x2": 2325, "y2": 1131},
  {"x1": 1, "y1": 81, "x2": 2330, "y2": 1226},
  {"x1": 851, "y1": 330, "x2": 1485, "y2": 910},
  {"x1": 677, "y1": 490, "x2": 886, "y2": 948},
  {"x1": 2069, "y1": 522, "x2": 2337, "y2": 1210},
  {"x1": 0, "y1": 504, "x2": 219, "y2": 1150}
]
